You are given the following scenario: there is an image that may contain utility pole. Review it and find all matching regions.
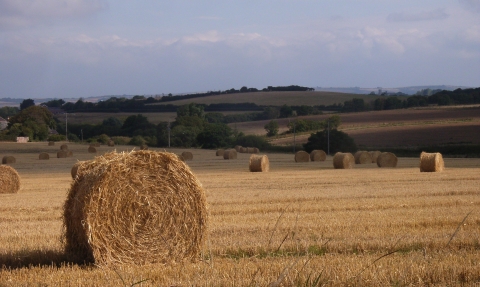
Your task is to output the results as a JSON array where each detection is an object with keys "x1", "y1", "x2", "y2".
[
  {"x1": 293, "y1": 121, "x2": 296, "y2": 153},
  {"x1": 327, "y1": 120, "x2": 330, "y2": 155},
  {"x1": 168, "y1": 121, "x2": 171, "y2": 148},
  {"x1": 65, "y1": 113, "x2": 68, "y2": 142}
]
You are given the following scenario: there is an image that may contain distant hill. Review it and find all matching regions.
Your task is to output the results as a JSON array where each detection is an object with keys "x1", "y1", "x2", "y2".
[{"x1": 315, "y1": 85, "x2": 471, "y2": 95}]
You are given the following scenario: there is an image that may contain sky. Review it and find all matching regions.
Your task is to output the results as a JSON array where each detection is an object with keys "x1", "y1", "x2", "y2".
[{"x1": 0, "y1": 0, "x2": 479, "y2": 99}]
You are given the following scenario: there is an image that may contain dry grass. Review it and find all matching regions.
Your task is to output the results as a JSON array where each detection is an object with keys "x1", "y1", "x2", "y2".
[{"x1": 1, "y1": 142, "x2": 480, "y2": 285}]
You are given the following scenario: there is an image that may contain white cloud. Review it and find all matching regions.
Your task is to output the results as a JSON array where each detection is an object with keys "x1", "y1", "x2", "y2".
[{"x1": 387, "y1": 9, "x2": 449, "y2": 22}]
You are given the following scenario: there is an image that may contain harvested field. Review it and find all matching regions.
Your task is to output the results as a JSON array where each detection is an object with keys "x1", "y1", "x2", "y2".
[{"x1": 1, "y1": 142, "x2": 480, "y2": 285}]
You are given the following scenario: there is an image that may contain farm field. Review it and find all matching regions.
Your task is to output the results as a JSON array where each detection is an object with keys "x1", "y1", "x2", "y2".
[{"x1": 1, "y1": 142, "x2": 480, "y2": 285}]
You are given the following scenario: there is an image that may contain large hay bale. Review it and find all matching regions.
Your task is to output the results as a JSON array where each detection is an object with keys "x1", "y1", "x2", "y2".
[
  {"x1": 333, "y1": 152, "x2": 355, "y2": 169},
  {"x1": 377, "y1": 152, "x2": 398, "y2": 168},
  {"x1": 107, "y1": 140, "x2": 115, "y2": 147},
  {"x1": 88, "y1": 146, "x2": 97, "y2": 153},
  {"x1": 310, "y1": 150, "x2": 326, "y2": 162},
  {"x1": 354, "y1": 151, "x2": 372, "y2": 164},
  {"x1": 294, "y1": 151, "x2": 310, "y2": 162},
  {"x1": 181, "y1": 151, "x2": 193, "y2": 161},
  {"x1": 39, "y1": 153, "x2": 50, "y2": 160},
  {"x1": 63, "y1": 150, "x2": 208, "y2": 266},
  {"x1": 420, "y1": 152, "x2": 444, "y2": 172},
  {"x1": 369, "y1": 151, "x2": 382, "y2": 163},
  {"x1": 249, "y1": 154, "x2": 269, "y2": 172},
  {"x1": 2, "y1": 156, "x2": 16, "y2": 164},
  {"x1": 216, "y1": 149, "x2": 225, "y2": 156},
  {"x1": 60, "y1": 144, "x2": 68, "y2": 151},
  {"x1": 234, "y1": 145, "x2": 242, "y2": 152},
  {"x1": 0, "y1": 165, "x2": 20, "y2": 193},
  {"x1": 48, "y1": 141, "x2": 55, "y2": 146},
  {"x1": 70, "y1": 161, "x2": 85, "y2": 179},
  {"x1": 57, "y1": 150, "x2": 68, "y2": 158},
  {"x1": 223, "y1": 149, "x2": 237, "y2": 160}
]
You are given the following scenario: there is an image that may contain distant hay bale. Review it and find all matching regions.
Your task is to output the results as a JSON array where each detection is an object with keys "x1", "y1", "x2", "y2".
[
  {"x1": 57, "y1": 150, "x2": 68, "y2": 158},
  {"x1": 369, "y1": 151, "x2": 382, "y2": 163},
  {"x1": 0, "y1": 165, "x2": 20, "y2": 194},
  {"x1": 310, "y1": 150, "x2": 326, "y2": 162},
  {"x1": 140, "y1": 144, "x2": 148, "y2": 150},
  {"x1": 107, "y1": 140, "x2": 115, "y2": 147},
  {"x1": 223, "y1": 149, "x2": 237, "y2": 160},
  {"x1": 294, "y1": 151, "x2": 310, "y2": 162},
  {"x1": 240, "y1": 147, "x2": 247, "y2": 153},
  {"x1": 216, "y1": 149, "x2": 225, "y2": 156},
  {"x1": 354, "y1": 151, "x2": 372, "y2": 164},
  {"x1": 60, "y1": 144, "x2": 68, "y2": 151},
  {"x1": 333, "y1": 152, "x2": 355, "y2": 169},
  {"x1": 234, "y1": 145, "x2": 242, "y2": 152},
  {"x1": 253, "y1": 147, "x2": 259, "y2": 153},
  {"x1": 71, "y1": 161, "x2": 84, "y2": 179},
  {"x1": 63, "y1": 150, "x2": 208, "y2": 266},
  {"x1": 39, "y1": 153, "x2": 50, "y2": 160},
  {"x1": 377, "y1": 152, "x2": 398, "y2": 168},
  {"x1": 420, "y1": 152, "x2": 444, "y2": 172},
  {"x1": 182, "y1": 151, "x2": 193, "y2": 161},
  {"x1": 67, "y1": 150, "x2": 73, "y2": 157},
  {"x1": 247, "y1": 147, "x2": 256, "y2": 153},
  {"x1": 48, "y1": 141, "x2": 55, "y2": 146},
  {"x1": 176, "y1": 154, "x2": 185, "y2": 162},
  {"x1": 2, "y1": 156, "x2": 16, "y2": 164},
  {"x1": 88, "y1": 146, "x2": 97, "y2": 153},
  {"x1": 249, "y1": 154, "x2": 269, "y2": 172}
]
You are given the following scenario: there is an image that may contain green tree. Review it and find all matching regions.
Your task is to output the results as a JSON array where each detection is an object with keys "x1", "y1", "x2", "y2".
[
  {"x1": 7, "y1": 106, "x2": 55, "y2": 141},
  {"x1": 177, "y1": 103, "x2": 205, "y2": 118},
  {"x1": 20, "y1": 99, "x2": 35, "y2": 110},
  {"x1": 0, "y1": 106, "x2": 19, "y2": 119},
  {"x1": 197, "y1": 123, "x2": 233, "y2": 149},
  {"x1": 303, "y1": 129, "x2": 357, "y2": 154},
  {"x1": 264, "y1": 120, "x2": 279, "y2": 137},
  {"x1": 279, "y1": 104, "x2": 294, "y2": 118}
]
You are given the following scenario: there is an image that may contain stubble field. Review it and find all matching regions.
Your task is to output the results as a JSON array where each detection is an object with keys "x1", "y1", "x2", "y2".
[{"x1": 1, "y1": 142, "x2": 480, "y2": 286}]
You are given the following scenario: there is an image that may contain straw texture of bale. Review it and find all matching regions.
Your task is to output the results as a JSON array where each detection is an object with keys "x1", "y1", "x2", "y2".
[
  {"x1": 294, "y1": 151, "x2": 310, "y2": 162},
  {"x1": 420, "y1": 152, "x2": 444, "y2": 172},
  {"x1": 0, "y1": 165, "x2": 20, "y2": 194},
  {"x1": 249, "y1": 154, "x2": 270, "y2": 172},
  {"x1": 71, "y1": 161, "x2": 84, "y2": 179},
  {"x1": 240, "y1": 147, "x2": 247, "y2": 153},
  {"x1": 63, "y1": 150, "x2": 208, "y2": 266},
  {"x1": 57, "y1": 150, "x2": 68, "y2": 158},
  {"x1": 246, "y1": 147, "x2": 255, "y2": 153},
  {"x1": 88, "y1": 146, "x2": 97, "y2": 153},
  {"x1": 48, "y1": 141, "x2": 55, "y2": 146},
  {"x1": 67, "y1": 150, "x2": 73, "y2": 157},
  {"x1": 60, "y1": 144, "x2": 68, "y2": 151},
  {"x1": 369, "y1": 151, "x2": 382, "y2": 163},
  {"x1": 2, "y1": 156, "x2": 16, "y2": 164},
  {"x1": 310, "y1": 150, "x2": 326, "y2": 162},
  {"x1": 107, "y1": 140, "x2": 115, "y2": 147},
  {"x1": 354, "y1": 151, "x2": 372, "y2": 164},
  {"x1": 333, "y1": 152, "x2": 355, "y2": 169},
  {"x1": 223, "y1": 149, "x2": 237, "y2": 160},
  {"x1": 216, "y1": 149, "x2": 225, "y2": 156},
  {"x1": 234, "y1": 145, "x2": 242, "y2": 152},
  {"x1": 39, "y1": 153, "x2": 50, "y2": 160},
  {"x1": 181, "y1": 151, "x2": 193, "y2": 161},
  {"x1": 377, "y1": 152, "x2": 398, "y2": 168}
]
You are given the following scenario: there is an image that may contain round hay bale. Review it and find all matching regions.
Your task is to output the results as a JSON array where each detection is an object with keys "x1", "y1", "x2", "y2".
[
  {"x1": 354, "y1": 151, "x2": 372, "y2": 164},
  {"x1": 71, "y1": 161, "x2": 84, "y2": 179},
  {"x1": 369, "y1": 151, "x2": 382, "y2": 163},
  {"x1": 181, "y1": 151, "x2": 193, "y2": 161},
  {"x1": 294, "y1": 151, "x2": 310, "y2": 162},
  {"x1": 240, "y1": 147, "x2": 247, "y2": 153},
  {"x1": 249, "y1": 154, "x2": 269, "y2": 172},
  {"x1": 253, "y1": 147, "x2": 260, "y2": 154},
  {"x1": 107, "y1": 140, "x2": 115, "y2": 147},
  {"x1": 216, "y1": 149, "x2": 225, "y2": 156},
  {"x1": 39, "y1": 153, "x2": 50, "y2": 160},
  {"x1": 223, "y1": 149, "x2": 237, "y2": 160},
  {"x1": 57, "y1": 150, "x2": 68, "y2": 158},
  {"x1": 2, "y1": 156, "x2": 16, "y2": 164},
  {"x1": 48, "y1": 141, "x2": 55, "y2": 146},
  {"x1": 60, "y1": 144, "x2": 68, "y2": 151},
  {"x1": 420, "y1": 152, "x2": 444, "y2": 172},
  {"x1": 377, "y1": 152, "x2": 398, "y2": 168},
  {"x1": 88, "y1": 146, "x2": 97, "y2": 153},
  {"x1": 67, "y1": 150, "x2": 73, "y2": 157},
  {"x1": 0, "y1": 165, "x2": 20, "y2": 193},
  {"x1": 234, "y1": 145, "x2": 242, "y2": 152},
  {"x1": 246, "y1": 147, "x2": 255, "y2": 153},
  {"x1": 310, "y1": 150, "x2": 326, "y2": 162},
  {"x1": 63, "y1": 150, "x2": 208, "y2": 266},
  {"x1": 176, "y1": 154, "x2": 185, "y2": 162},
  {"x1": 140, "y1": 144, "x2": 148, "y2": 150},
  {"x1": 333, "y1": 152, "x2": 355, "y2": 169}
]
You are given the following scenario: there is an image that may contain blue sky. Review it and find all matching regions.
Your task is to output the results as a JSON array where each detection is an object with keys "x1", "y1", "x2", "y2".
[{"x1": 1, "y1": 0, "x2": 479, "y2": 99}]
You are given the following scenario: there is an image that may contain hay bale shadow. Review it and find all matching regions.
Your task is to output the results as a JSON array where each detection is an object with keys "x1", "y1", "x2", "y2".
[{"x1": 0, "y1": 249, "x2": 82, "y2": 269}]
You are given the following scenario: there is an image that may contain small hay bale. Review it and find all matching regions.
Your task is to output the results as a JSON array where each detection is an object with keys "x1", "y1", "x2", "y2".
[
  {"x1": 249, "y1": 154, "x2": 269, "y2": 172},
  {"x1": 369, "y1": 151, "x2": 382, "y2": 163},
  {"x1": 57, "y1": 150, "x2": 68, "y2": 158},
  {"x1": 182, "y1": 151, "x2": 193, "y2": 161},
  {"x1": 333, "y1": 152, "x2": 355, "y2": 169},
  {"x1": 310, "y1": 150, "x2": 326, "y2": 162},
  {"x1": 246, "y1": 147, "x2": 255, "y2": 153},
  {"x1": 216, "y1": 149, "x2": 225, "y2": 156},
  {"x1": 420, "y1": 152, "x2": 444, "y2": 172},
  {"x1": 140, "y1": 144, "x2": 148, "y2": 150},
  {"x1": 60, "y1": 144, "x2": 68, "y2": 151},
  {"x1": 253, "y1": 147, "x2": 259, "y2": 154},
  {"x1": 63, "y1": 150, "x2": 207, "y2": 266},
  {"x1": 71, "y1": 161, "x2": 84, "y2": 179},
  {"x1": 176, "y1": 154, "x2": 185, "y2": 162},
  {"x1": 107, "y1": 140, "x2": 115, "y2": 147},
  {"x1": 67, "y1": 150, "x2": 73, "y2": 157},
  {"x1": 88, "y1": 146, "x2": 97, "y2": 153},
  {"x1": 223, "y1": 149, "x2": 237, "y2": 160},
  {"x1": 377, "y1": 152, "x2": 398, "y2": 168},
  {"x1": 354, "y1": 151, "x2": 372, "y2": 164},
  {"x1": 48, "y1": 141, "x2": 55, "y2": 146},
  {"x1": 240, "y1": 147, "x2": 247, "y2": 153},
  {"x1": 0, "y1": 165, "x2": 20, "y2": 193},
  {"x1": 39, "y1": 153, "x2": 50, "y2": 160},
  {"x1": 2, "y1": 156, "x2": 16, "y2": 164},
  {"x1": 234, "y1": 145, "x2": 242, "y2": 152},
  {"x1": 294, "y1": 151, "x2": 310, "y2": 162}
]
